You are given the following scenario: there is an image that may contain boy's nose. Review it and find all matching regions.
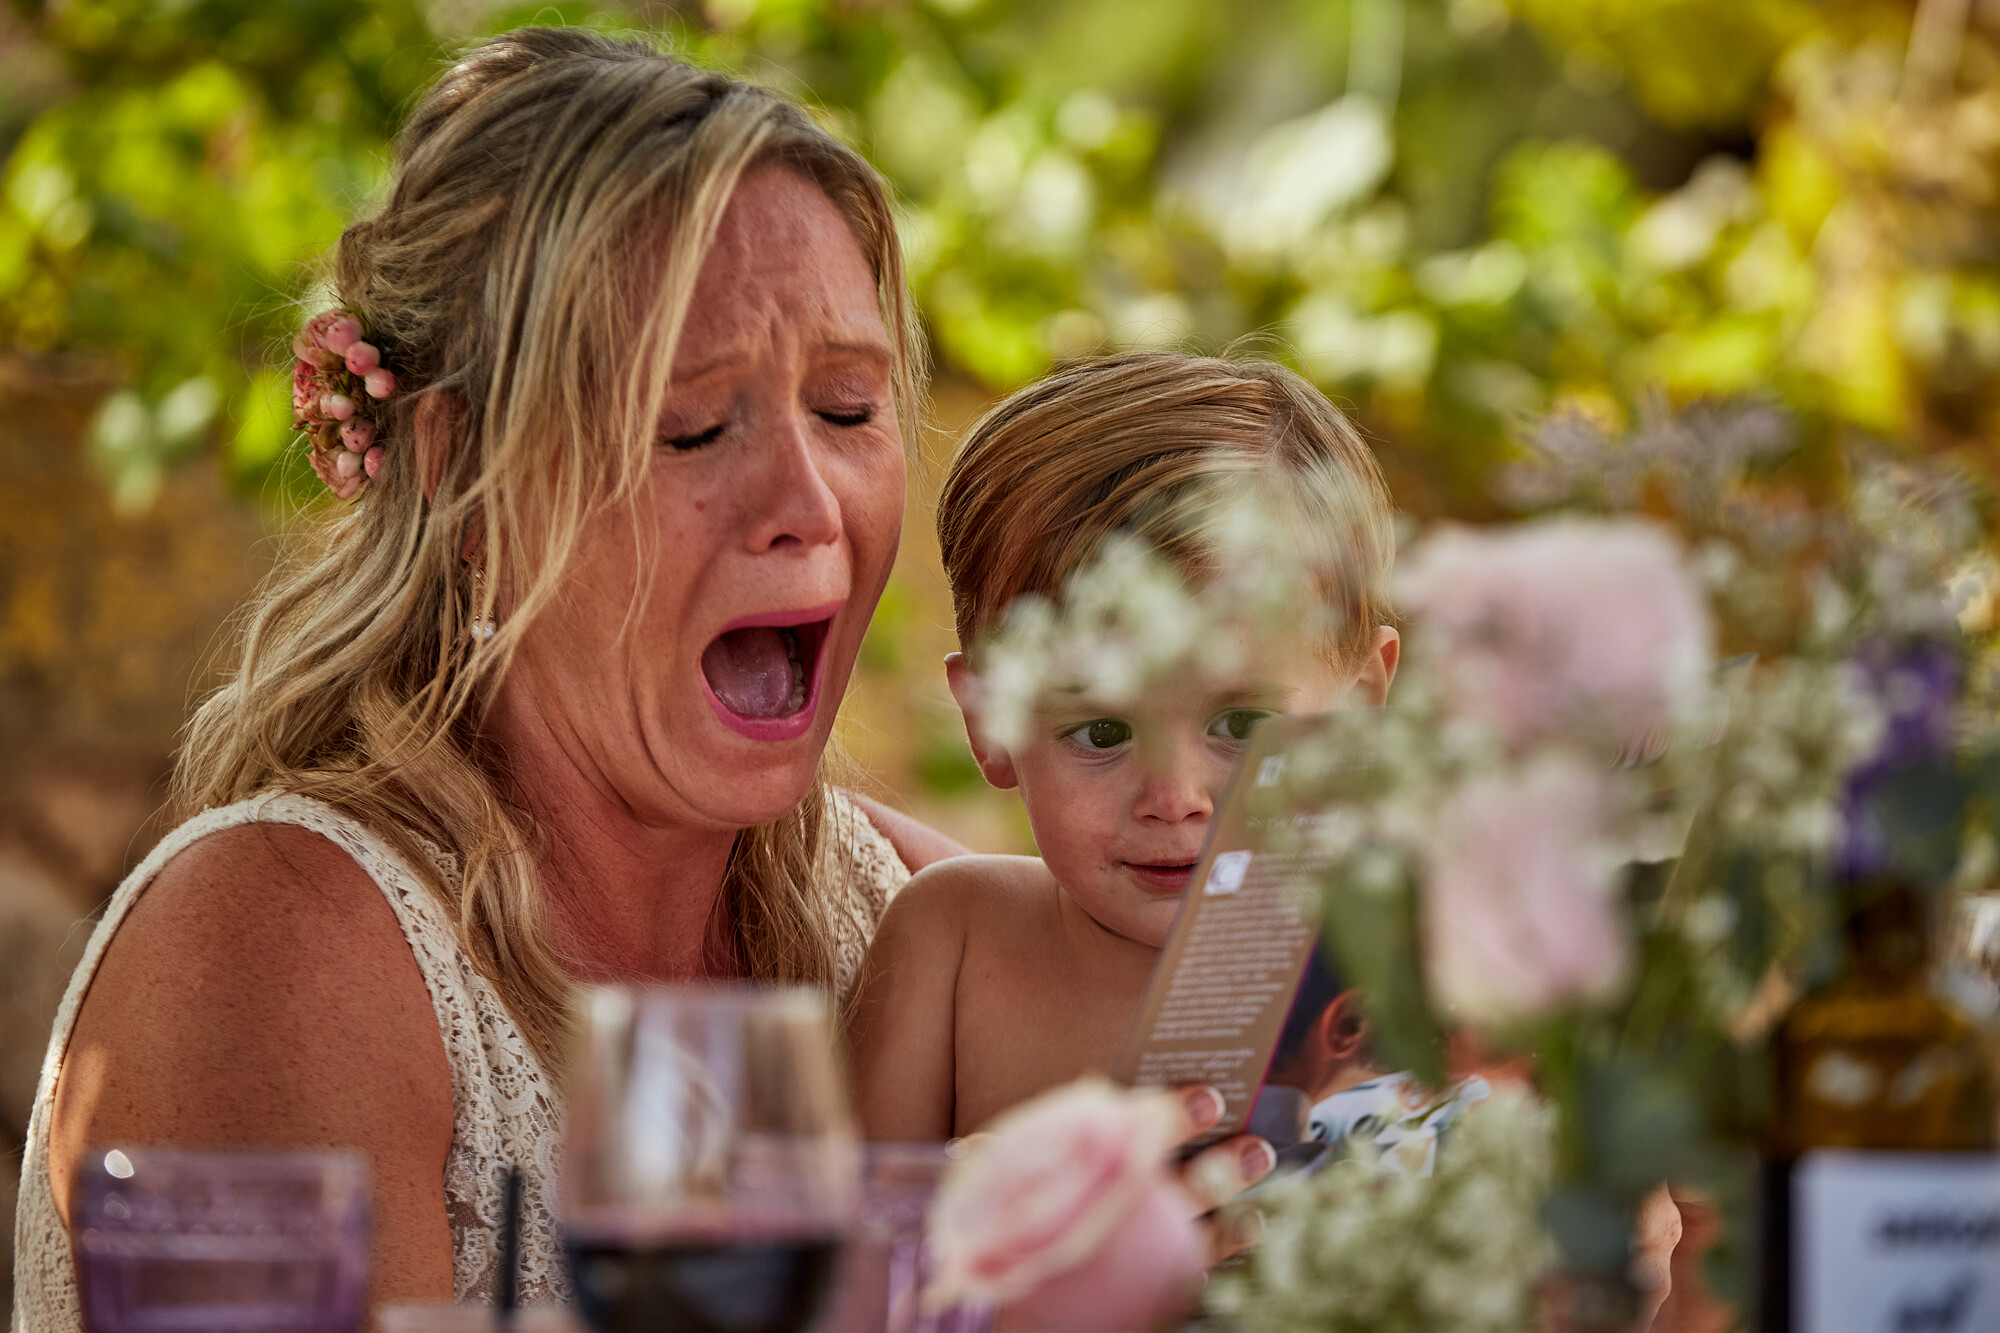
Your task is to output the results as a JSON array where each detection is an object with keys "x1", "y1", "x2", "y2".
[{"x1": 1132, "y1": 768, "x2": 1213, "y2": 826}]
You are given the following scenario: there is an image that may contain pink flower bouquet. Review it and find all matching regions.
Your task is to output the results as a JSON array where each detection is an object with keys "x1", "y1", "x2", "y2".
[
  {"x1": 924, "y1": 1079, "x2": 1206, "y2": 1332},
  {"x1": 1421, "y1": 752, "x2": 1631, "y2": 1021},
  {"x1": 1397, "y1": 517, "x2": 1714, "y2": 750}
]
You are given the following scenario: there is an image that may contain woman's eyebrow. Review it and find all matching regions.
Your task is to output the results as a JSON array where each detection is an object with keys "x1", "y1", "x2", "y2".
[
  {"x1": 669, "y1": 351, "x2": 750, "y2": 384},
  {"x1": 816, "y1": 338, "x2": 894, "y2": 367},
  {"x1": 669, "y1": 338, "x2": 890, "y2": 385}
]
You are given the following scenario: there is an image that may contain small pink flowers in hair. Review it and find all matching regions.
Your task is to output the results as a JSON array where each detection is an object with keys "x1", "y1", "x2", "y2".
[{"x1": 293, "y1": 308, "x2": 397, "y2": 500}]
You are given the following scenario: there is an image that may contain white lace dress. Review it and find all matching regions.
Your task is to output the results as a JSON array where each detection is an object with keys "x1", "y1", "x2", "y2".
[{"x1": 13, "y1": 789, "x2": 908, "y2": 1333}]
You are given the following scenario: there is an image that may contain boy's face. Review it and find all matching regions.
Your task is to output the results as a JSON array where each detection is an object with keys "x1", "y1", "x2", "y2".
[{"x1": 948, "y1": 627, "x2": 1398, "y2": 948}]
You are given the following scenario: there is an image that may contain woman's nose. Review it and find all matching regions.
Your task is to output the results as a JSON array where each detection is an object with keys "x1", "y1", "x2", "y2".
[{"x1": 745, "y1": 411, "x2": 843, "y2": 552}]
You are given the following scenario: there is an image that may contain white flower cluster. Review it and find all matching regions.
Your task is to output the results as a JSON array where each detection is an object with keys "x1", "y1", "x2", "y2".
[
  {"x1": 1656, "y1": 654, "x2": 1885, "y2": 1026},
  {"x1": 1204, "y1": 1088, "x2": 1556, "y2": 1333},
  {"x1": 972, "y1": 493, "x2": 1339, "y2": 749}
]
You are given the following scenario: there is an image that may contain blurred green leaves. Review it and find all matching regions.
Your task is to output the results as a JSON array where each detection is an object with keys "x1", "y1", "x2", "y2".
[
  {"x1": 1507, "y1": 0, "x2": 1816, "y2": 129},
  {"x1": 1, "y1": 0, "x2": 440, "y2": 502},
  {"x1": 5, "y1": 0, "x2": 1998, "y2": 514}
]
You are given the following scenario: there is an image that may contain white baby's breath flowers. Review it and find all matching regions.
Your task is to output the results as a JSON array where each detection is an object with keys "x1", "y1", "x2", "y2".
[
  {"x1": 970, "y1": 494, "x2": 1344, "y2": 748},
  {"x1": 958, "y1": 454, "x2": 1976, "y2": 1323},
  {"x1": 1204, "y1": 1088, "x2": 1556, "y2": 1333}
]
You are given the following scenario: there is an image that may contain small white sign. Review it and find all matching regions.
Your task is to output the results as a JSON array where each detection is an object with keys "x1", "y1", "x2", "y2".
[
  {"x1": 1795, "y1": 1150, "x2": 2000, "y2": 1333},
  {"x1": 1204, "y1": 850, "x2": 1253, "y2": 896}
]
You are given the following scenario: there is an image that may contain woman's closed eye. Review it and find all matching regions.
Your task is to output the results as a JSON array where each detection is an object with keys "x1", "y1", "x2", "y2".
[
  {"x1": 816, "y1": 404, "x2": 875, "y2": 428},
  {"x1": 661, "y1": 421, "x2": 726, "y2": 451},
  {"x1": 1063, "y1": 718, "x2": 1133, "y2": 751},
  {"x1": 1208, "y1": 708, "x2": 1272, "y2": 743}
]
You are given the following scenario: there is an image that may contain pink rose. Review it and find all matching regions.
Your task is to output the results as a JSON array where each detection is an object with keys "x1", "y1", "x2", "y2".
[
  {"x1": 1398, "y1": 518, "x2": 1713, "y2": 749},
  {"x1": 925, "y1": 1079, "x2": 1204, "y2": 1329},
  {"x1": 1421, "y1": 753, "x2": 1631, "y2": 1021}
]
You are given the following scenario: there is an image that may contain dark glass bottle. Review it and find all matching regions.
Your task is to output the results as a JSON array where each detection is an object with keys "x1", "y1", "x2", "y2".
[{"x1": 1760, "y1": 883, "x2": 1998, "y2": 1333}]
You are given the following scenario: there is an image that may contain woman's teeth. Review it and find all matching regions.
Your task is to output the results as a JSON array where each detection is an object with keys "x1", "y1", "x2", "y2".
[{"x1": 785, "y1": 631, "x2": 806, "y2": 712}]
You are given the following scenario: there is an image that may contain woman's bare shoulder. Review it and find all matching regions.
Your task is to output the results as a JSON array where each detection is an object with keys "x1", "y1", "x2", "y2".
[
  {"x1": 110, "y1": 820, "x2": 441, "y2": 1002},
  {"x1": 48, "y1": 818, "x2": 459, "y2": 1299},
  {"x1": 53, "y1": 819, "x2": 454, "y2": 1186}
]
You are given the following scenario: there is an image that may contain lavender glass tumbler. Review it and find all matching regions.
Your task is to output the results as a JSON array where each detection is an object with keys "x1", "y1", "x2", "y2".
[
  {"x1": 823, "y1": 1144, "x2": 992, "y2": 1333},
  {"x1": 72, "y1": 1147, "x2": 371, "y2": 1333}
]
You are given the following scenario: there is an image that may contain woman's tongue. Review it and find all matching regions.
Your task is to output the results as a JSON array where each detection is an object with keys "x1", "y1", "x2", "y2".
[{"x1": 702, "y1": 626, "x2": 806, "y2": 719}]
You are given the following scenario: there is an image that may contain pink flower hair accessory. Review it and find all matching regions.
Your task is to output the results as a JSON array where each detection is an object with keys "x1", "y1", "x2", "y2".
[{"x1": 293, "y1": 308, "x2": 398, "y2": 500}]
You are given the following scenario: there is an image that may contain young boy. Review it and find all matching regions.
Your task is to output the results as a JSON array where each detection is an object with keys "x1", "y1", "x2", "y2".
[{"x1": 846, "y1": 352, "x2": 1400, "y2": 1141}]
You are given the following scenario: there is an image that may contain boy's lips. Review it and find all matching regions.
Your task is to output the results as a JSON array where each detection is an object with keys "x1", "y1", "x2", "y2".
[
  {"x1": 1123, "y1": 860, "x2": 1199, "y2": 894},
  {"x1": 699, "y1": 600, "x2": 843, "y2": 742}
]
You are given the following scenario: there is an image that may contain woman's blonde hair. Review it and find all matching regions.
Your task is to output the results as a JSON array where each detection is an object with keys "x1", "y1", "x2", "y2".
[
  {"x1": 175, "y1": 27, "x2": 924, "y2": 1069},
  {"x1": 937, "y1": 351, "x2": 1394, "y2": 664}
]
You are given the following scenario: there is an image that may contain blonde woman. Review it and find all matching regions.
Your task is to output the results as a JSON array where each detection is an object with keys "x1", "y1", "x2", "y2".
[
  {"x1": 15, "y1": 28, "x2": 950, "y2": 1322},
  {"x1": 14, "y1": 30, "x2": 1273, "y2": 1328}
]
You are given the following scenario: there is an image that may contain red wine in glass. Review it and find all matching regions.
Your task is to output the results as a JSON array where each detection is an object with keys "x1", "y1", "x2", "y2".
[
  {"x1": 566, "y1": 1229, "x2": 841, "y2": 1333},
  {"x1": 562, "y1": 986, "x2": 862, "y2": 1333}
]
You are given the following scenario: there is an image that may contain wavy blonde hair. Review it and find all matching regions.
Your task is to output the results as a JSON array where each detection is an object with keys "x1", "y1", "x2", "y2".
[{"x1": 175, "y1": 27, "x2": 924, "y2": 1069}]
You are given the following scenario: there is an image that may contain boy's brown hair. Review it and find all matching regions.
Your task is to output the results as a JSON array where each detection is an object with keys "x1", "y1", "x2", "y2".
[{"x1": 937, "y1": 351, "x2": 1395, "y2": 665}]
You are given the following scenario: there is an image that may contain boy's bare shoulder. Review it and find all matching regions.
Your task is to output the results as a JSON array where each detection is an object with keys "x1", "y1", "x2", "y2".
[
  {"x1": 870, "y1": 855, "x2": 1057, "y2": 953},
  {"x1": 888, "y1": 854, "x2": 1057, "y2": 921}
]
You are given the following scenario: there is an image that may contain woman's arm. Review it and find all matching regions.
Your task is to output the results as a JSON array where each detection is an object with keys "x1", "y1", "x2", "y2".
[
  {"x1": 845, "y1": 792, "x2": 972, "y2": 873},
  {"x1": 844, "y1": 862, "x2": 970, "y2": 1140},
  {"x1": 49, "y1": 823, "x2": 457, "y2": 1313}
]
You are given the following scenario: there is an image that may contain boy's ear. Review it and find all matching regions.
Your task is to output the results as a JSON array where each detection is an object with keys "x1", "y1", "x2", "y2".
[
  {"x1": 1316, "y1": 991, "x2": 1370, "y2": 1063},
  {"x1": 944, "y1": 652, "x2": 1020, "y2": 790},
  {"x1": 1349, "y1": 626, "x2": 1400, "y2": 707}
]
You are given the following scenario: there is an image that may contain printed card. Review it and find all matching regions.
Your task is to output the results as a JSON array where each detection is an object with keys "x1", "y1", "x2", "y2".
[{"x1": 1112, "y1": 713, "x2": 1344, "y2": 1148}]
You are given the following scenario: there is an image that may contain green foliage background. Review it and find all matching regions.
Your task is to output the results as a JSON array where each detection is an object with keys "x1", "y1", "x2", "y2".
[
  {"x1": 4, "y1": 0, "x2": 1999, "y2": 835},
  {"x1": 6, "y1": 1, "x2": 2000, "y2": 1309}
]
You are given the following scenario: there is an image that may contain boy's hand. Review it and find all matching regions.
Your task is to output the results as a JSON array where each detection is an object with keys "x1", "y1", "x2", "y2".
[{"x1": 1169, "y1": 1086, "x2": 1276, "y2": 1261}]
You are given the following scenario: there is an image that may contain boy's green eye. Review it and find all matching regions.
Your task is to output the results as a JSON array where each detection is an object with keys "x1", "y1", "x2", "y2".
[
  {"x1": 1210, "y1": 709, "x2": 1270, "y2": 742},
  {"x1": 1070, "y1": 718, "x2": 1133, "y2": 750}
]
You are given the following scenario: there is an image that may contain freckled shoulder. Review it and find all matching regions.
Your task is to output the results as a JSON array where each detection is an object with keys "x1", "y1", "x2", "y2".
[
  {"x1": 881, "y1": 854, "x2": 1055, "y2": 932},
  {"x1": 848, "y1": 860, "x2": 1052, "y2": 1141}
]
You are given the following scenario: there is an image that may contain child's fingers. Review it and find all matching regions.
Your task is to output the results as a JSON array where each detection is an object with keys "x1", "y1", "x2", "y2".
[
  {"x1": 1164, "y1": 1084, "x2": 1225, "y2": 1140},
  {"x1": 1177, "y1": 1134, "x2": 1276, "y2": 1215},
  {"x1": 1160, "y1": 1087, "x2": 1273, "y2": 1264},
  {"x1": 1204, "y1": 1200, "x2": 1265, "y2": 1265}
]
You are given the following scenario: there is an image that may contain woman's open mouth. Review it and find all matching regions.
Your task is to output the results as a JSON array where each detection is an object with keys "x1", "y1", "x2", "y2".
[
  {"x1": 1124, "y1": 861, "x2": 1199, "y2": 894},
  {"x1": 699, "y1": 602, "x2": 841, "y2": 740}
]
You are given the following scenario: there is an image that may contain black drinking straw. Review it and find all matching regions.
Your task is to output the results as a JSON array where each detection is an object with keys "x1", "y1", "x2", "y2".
[{"x1": 497, "y1": 1166, "x2": 522, "y2": 1330}]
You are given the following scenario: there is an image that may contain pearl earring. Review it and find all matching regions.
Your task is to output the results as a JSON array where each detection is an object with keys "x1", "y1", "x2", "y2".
[{"x1": 469, "y1": 565, "x2": 497, "y2": 642}]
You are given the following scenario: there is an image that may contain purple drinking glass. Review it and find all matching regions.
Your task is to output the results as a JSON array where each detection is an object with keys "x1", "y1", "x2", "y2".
[
  {"x1": 72, "y1": 1147, "x2": 371, "y2": 1333},
  {"x1": 821, "y1": 1144, "x2": 993, "y2": 1333}
]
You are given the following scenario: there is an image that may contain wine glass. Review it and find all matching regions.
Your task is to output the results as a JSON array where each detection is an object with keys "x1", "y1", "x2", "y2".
[
  {"x1": 71, "y1": 1147, "x2": 371, "y2": 1333},
  {"x1": 842, "y1": 1144, "x2": 993, "y2": 1333},
  {"x1": 562, "y1": 985, "x2": 861, "y2": 1333}
]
